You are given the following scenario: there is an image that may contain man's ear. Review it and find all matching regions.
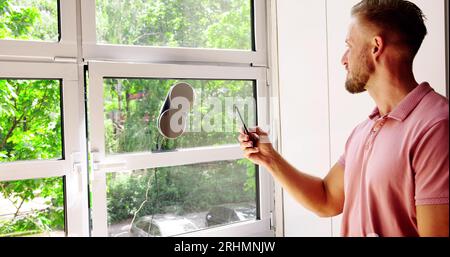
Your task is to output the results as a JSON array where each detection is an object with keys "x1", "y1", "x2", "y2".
[{"x1": 372, "y1": 36, "x2": 384, "y2": 60}]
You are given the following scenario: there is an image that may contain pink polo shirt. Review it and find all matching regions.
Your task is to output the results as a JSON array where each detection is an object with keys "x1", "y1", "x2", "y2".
[{"x1": 338, "y1": 82, "x2": 449, "y2": 237}]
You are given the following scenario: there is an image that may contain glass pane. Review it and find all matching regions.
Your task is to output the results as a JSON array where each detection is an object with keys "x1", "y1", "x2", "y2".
[
  {"x1": 0, "y1": 79, "x2": 62, "y2": 162},
  {"x1": 0, "y1": 0, "x2": 59, "y2": 41},
  {"x1": 0, "y1": 177, "x2": 65, "y2": 237},
  {"x1": 106, "y1": 159, "x2": 257, "y2": 237},
  {"x1": 104, "y1": 78, "x2": 256, "y2": 155},
  {"x1": 96, "y1": 0, "x2": 252, "y2": 50}
]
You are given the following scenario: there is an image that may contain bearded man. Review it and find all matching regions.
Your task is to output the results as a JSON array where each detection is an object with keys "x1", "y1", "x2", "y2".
[{"x1": 239, "y1": 0, "x2": 449, "y2": 237}]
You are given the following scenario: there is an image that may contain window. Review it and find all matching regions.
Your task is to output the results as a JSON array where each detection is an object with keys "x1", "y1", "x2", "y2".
[
  {"x1": 0, "y1": 78, "x2": 66, "y2": 237},
  {"x1": 0, "y1": 0, "x2": 77, "y2": 59},
  {"x1": 0, "y1": 61, "x2": 89, "y2": 237},
  {"x1": 0, "y1": 79, "x2": 62, "y2": 162},
  {"x1": 95, "y1": 0, "x2": 253, "y2": 50},
  {"x1": 88, "y1": 61, "x2": 271, "y2": 237},
  {"x1": 103, "y1": 78, "x2": 256, "y2": 154},
  {"x1": 1, "y1": 0, "x2": 273, "y2": 237},
  {"x1": 0, "y1": 0, "x2": 59, "y2": 42},
  {"x1": 107, "y1": 160, "x2": 256, "y2": 237},
  {"x1": 81, "y1": 0, "x2": 267, "y2": 64},
  {"x1": 0, "y1": 177, "x2": 64, "y2": 237}
]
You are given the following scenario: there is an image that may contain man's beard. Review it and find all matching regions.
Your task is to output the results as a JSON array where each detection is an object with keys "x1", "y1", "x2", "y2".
[{"x1": 345, "y1": 48, "x2": 374, "y2": 94}]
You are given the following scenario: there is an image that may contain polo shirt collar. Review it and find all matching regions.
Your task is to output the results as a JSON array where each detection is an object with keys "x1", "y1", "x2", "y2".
[{"x1": 368, "y1": 82, "x2": 434, "y2": 122}]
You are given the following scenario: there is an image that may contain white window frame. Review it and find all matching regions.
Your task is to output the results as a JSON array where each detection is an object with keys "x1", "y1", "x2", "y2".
[
  {"x1": 80, "y1": 0, "x2": 268, "y2": 66},
  {"x1": 88, "y1": 61, "x2": 273, "y2": 237},
  {"x1": 0, "y1": 0, "x2": 78, "y2": 61},
  {"x1": 0, "y1": 61, "x2": 90, "y2": 236}
]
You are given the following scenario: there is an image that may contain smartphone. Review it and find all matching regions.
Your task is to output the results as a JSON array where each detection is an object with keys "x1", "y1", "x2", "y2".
[{"x1": 234, "y1": 105, "x2": 256, "y2": 144}]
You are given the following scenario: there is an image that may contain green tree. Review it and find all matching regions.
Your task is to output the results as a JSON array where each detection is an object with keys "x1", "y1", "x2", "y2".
[
  {"x1": 96, "y1": 0, "x2": 251, "y2": 49},
  {"x1": 1, "y1": 0, "x2": 62, "y2": 236},
  {"x1": 0, "y1": 81, "x2": 64, "y2": 236},
  {"x1": 0, "y1": 0, "x2": 58, "y2": 41}
]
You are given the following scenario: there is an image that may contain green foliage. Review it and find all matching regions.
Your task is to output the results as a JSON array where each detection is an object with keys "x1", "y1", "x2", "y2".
[
  {"x1": 103, "y1": 78, "x2": 256, "y2": 153},
  {"x1": 0, "y1": 0, "x2": 58, "y2": 41},
  {"x1": 107, "y1": 160, "x2": 256, "y2": 224},
  {"x1": 96, "y1": 0, "x2": 251, "y2": 49},
  {"x1": 0, "y1": 203, "x2": 64, "y2": 236},
  {"x1": 0, "y1": 79, "x2": 62, "y2": 162},
  {"x1": 0, "y1": 177, "x2": 64, "y2": 236},
  {"x1": 0, "y1": 80, "x2": 64, "y2": 237},
  {"x1": 207, "y1": 0, "x2": 251, "y2": 49},
  {"x1": 1, "y1": 1, "x2": 62, "y2": 237}
]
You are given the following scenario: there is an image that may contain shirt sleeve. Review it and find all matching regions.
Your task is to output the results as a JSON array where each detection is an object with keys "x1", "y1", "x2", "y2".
[
  {"x1": 337, "y1": 124, "x2": 362, "y2": 169},
  {"x1": 413, "y1": 120, "x2": 449, "y2": 206},
  {"x1": 337, "y1": 123, "x2": 362, "y2": 169}
]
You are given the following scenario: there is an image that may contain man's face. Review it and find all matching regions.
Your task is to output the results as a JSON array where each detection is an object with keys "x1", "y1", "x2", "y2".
[{"x1": 341, "y1": 18, "x2": 375, "y2": 94}]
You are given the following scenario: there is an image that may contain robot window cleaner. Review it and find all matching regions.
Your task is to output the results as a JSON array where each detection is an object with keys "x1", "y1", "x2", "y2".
[
  {"x1": 157, "y1": 81, "x2": 249, "y2": 140},
  {"x1": 157, "y1": 82, "x2": 195, "y2": 139}
]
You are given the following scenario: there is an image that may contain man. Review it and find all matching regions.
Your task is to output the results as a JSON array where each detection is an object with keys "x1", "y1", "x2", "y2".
[{"x1": 239, "y1": 0, "x2": 448, "y2": 237}]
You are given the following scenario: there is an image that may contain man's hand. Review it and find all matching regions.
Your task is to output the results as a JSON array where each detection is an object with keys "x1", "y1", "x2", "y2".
[
  {"x1": 238, "y1": 127, "x2": 277, "y2": 167},
  {"x1": 238, "y1": 126, "x2": 344, "y2": 217}
]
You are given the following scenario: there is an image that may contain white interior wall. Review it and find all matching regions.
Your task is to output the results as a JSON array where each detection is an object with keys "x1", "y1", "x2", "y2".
[
  {"x1": 276, "y1": 0, "x2": 448, "y2": 237},
  {"x1": 276, "y1": 0, "x2": 332, "y2": 237},
  {"x1": 412, "y1": 0, "x2": 447, "y2": 96},
  {"x1": 326, "y1": 0, "x2": 370, "y2": 237}
]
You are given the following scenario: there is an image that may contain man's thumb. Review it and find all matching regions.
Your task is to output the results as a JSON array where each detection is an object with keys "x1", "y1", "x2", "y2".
[{"x1": 255, "y1": 126, "x2": 269, "y2": 136}]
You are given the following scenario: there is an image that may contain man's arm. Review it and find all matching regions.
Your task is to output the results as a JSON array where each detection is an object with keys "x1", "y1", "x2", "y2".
[
  {"x1": 417, "y1": 204, "x2": 449, "y2": 237},
  {"x1": 270, "y1": 155, "x2": 345, "y2": 217},
  {"x1": 413, "y1": 120, "x2": 449, "y2": 237},
  {"x1": 239, "y1": 127, "x2": 345, "y2": 217}
]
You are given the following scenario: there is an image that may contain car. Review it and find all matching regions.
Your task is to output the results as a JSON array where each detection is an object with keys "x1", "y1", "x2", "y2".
[
  {"x1": 130, "y1": 215, "x2": 198, "y2": 237},
  {"x1": 205, "y1": 203, "x2": 257, "y2": 227}
]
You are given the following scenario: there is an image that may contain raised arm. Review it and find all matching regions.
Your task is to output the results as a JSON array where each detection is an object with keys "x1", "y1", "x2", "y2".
[{"x1": 239, "y1": 127, "x2": 345, "y2": 217}]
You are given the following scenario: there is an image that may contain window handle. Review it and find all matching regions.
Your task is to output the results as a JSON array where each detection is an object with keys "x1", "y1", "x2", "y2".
[
  {"x1": 93, "y1": 161, "x2": 127, "y2": 171},
  {"x1": 89, "y1": 150, "x2": 127, "y2": 172},
  {"x1": 74, "y1": 163, "x2": 83, "y2": 193},
  {"x1": 70, "y1": 152, "x2": 83, "y2": 193}
]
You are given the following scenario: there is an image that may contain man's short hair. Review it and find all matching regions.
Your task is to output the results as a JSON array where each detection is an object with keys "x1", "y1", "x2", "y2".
[{"x1": 351, "y1": 0, "x2": 427, "y2": 58}]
